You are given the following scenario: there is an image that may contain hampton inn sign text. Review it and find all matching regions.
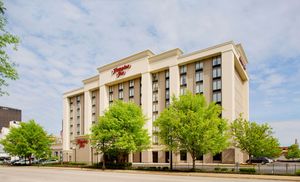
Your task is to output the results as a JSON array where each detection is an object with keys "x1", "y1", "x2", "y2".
[{"x1": 112, "y1": 64, "x2": 131, "y2": 78}]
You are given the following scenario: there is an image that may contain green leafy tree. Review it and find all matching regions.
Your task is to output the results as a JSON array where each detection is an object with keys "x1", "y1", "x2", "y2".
[
  {"x1": 286, "y1": 144, "x2": 300, "y2": 160},
  {"x1": 0, "y1": 120, "x2": 53, "y2": 164},
  {"x1": 153, "y1": 106, "x2": 180, "y2": 170},
  {"x1": 155, "y1": 91, "x2": 229, "y2": 171},
  {"x1": 0, "y1": 0, "x2": 20, "y2": 96},
  {"x1": 231, "y1": 117, "x2": 281, "y2": 162},
  {"x1": 91, "y1": 100, "x2": 150, "y2": 169}
]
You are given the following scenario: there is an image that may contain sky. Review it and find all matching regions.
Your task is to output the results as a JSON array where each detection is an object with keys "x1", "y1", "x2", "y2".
[{"x1": 0, "y1": 0, "x2": 299, "y2": 146}]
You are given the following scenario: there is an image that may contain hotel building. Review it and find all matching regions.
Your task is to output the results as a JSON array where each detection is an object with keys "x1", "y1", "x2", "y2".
[{"x1": 62, "y1": 41, "x2": 249, "y2": 164}]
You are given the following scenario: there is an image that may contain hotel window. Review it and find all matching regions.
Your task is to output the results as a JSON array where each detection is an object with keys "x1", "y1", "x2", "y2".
[
  {"x1": 153, "y1": 82, "x2": 158, "y2": 91},
  {"x1": 153, "y1": 103, "x2": 158, "y2": 112},
  {"x1": 92, "y1": 115, "x2": 96, "y2": 124},
  {"x1": 118, "y1": 83, "x2": 123, "y2": 90},
  {"x1": 152, "y1": 135, "x2": 158, "y2": 145},
  {"x1": 213, "y1": 79, "x2": 222, "y2": 90},
  {"x1": 92, "y1": 92, "x2": 96, "y2": 98},
  {"x1": 76, "y1": 96, "x2": 80, "y2": 102},
  {"x1": 129, "y1": 80, "x2": 134, "y2": 87},
  {"x1": 109, "y1": 86, "x2": 113, "y2": 93},
  {"x1": 180, "y1": 74, "x2": 187, "y2": 86},
  {"x1": 180, "y1": 65, "x2": 187, "y2": 74},
  {"x1": 153, "y1": 92, "x2": 158, "y2": 102},
  {"x1": 118, "y1": 90, "x2": 123, "y2": 100},
  {"x1": 195, "y1": 61, "x2": 203, "y2": 70},
  {"x1": 180, "y1": 150, "x2": 187, "y2": 161},
  {"x1": 129, "y1": 87, "x2": 134, "y2": 97},
  {"x1": 92, "y1": 107, "x2": 96, "y2": 113},
  {"x1": 129, "y1": 97, "x2": 134, "y2": 102},
  {"x1": 196, "y1": 82, "x2": 203, "y2": 94},
  {"x1": 152, "y1": 113, "x2": 157, "y2": 121},
  {"x1": 165, "y1": 79, "x2": 169, "y2": 89},
  {"x1": 109, "y1": 93, "x2": 113, "y2": 102},
  {"x1": 165, "y1": 89, "x2": 170, "y2": 100},
  {"x1": 152, "y1": 73, "x2": 158, "y2": 81},
  {"x1": 213, "y1": 67, "x2": 221, "y2": 78},
  {"x1": 165, "y1": 100, "x2": 170, "y2": 108},
  {"x1": 165, "y1": 70, "x2": 169, "y2": 78},
  {"x1": 180, "y1": 87, "x2": 186, "y2": 95},
  {"x1": 213, "y1": 56, "x2": 221, "y2": 66},
  {"x1": 213, "y1": 92, "x2": 222, "y2": 103},
  {"x1": 153, "y1": 126, "x2": 159, "y2": 133},
  {"x1": 92, "y1": 98, "x2": 96, "y2": 106},
  {"x1": 195, "y1": 71, "x2": 203, "y2": 82}
]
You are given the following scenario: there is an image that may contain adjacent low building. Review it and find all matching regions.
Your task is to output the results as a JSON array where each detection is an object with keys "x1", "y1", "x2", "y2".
[
  {"x1": 62, "y1": 41, "x2": 249, "y2": 164},
  {"x1": 0, "y1": 106, "x2": 21, "y2": 130}
]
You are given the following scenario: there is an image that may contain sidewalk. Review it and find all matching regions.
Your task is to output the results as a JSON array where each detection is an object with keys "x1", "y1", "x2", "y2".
[{"x1": 23, "y1": 166, "x2": 300, "y2": 181}]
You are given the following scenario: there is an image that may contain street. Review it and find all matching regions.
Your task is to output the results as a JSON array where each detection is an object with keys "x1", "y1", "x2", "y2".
[{"x1": 0, "y1": 166, "x2": 290, "y2": 182}]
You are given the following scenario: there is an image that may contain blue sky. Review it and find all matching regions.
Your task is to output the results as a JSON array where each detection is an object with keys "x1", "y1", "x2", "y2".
[{"x1": 0, "y1": 0, "x2": 300, "y2": 146}]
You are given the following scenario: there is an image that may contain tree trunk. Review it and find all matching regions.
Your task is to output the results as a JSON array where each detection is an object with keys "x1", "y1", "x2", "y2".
[
  {"x1": 249, "y1": 154, "x2": 252, "y2": 164},
  {"x1": 29, "y1": 154, "x2": 32, "y2": 165},
  {"x1": 102, "y1": 153, "x2": 106, "y2": 170},
  {"x1": 192, "y1": 158, "x2": 196, "y2": 171},
  {"x1": 169, "y1": 150, "x2": 173, "y2": 171}
]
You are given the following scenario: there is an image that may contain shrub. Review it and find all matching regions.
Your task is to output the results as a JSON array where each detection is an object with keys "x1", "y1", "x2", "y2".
[
  {"x1": 214, "y1": 167, "x2": 221, "y2": 171},
  {"x1": 96, "y1": 162, "x2": 132, "y2": 169},
  {"x1": 296, "y1": 169, "x2": 300, "y2": 176},
  {"x1": 214, "y1": 167, "x2": 228, "y2": 172},
  {"x1": 239, "y1": 168, "x2": 256, "y2": 174},
  {"x1": 220, "y1": 168, "x2": 228, "y2": 172}
]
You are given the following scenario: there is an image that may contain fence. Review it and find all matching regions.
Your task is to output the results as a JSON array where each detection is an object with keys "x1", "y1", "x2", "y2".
[{"x1": 132, "y1": 162, "x2": 300, "y2": 175}]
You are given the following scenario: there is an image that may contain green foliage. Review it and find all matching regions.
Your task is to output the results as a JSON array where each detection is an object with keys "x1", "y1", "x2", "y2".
[
  {"x1": 296, "y1": 169, "x2": 300, "y2": 176},
  {"x1": 95, "y1": 162, "x2": 132, "y2": 169},
  {"x1": 239, "y1": 168, "x2": 256, "y2": 174},
  {"x1": 231, "y1": 117, "x2": 281, "y2": 159},
  {"x1": 286, "y1": 144, "x2": 300, "y2": 160},
  {"x1": 0, "y1": 0, "x2": 20, "y2": 96},
  {"x1": 91, "y1": 100, "x2": 150, "y2": 168},
  {"x1": 0, "y1": 120, "x2": 52, "y2": 162},
  {"x1": 155, "y1": 91, "x2": 229, "y2": 170}
]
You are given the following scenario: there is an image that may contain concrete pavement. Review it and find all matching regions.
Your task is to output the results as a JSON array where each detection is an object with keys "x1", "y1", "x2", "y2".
[{"x1": 0, "y1": 166, "x2": 299, "y2": 182}]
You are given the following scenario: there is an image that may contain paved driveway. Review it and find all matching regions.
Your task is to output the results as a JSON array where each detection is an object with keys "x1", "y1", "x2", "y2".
[{"x1": 0, "y1": 166, "x2": 290, "y2": 182}]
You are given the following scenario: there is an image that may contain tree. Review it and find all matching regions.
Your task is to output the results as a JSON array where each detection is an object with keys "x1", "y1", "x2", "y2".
[
  {"x1": 0, "y1": 0, "x2": 20, "y2": 96},
  {"x1": 155, "y1": 91, "x2": 229, "y2": 171},
  {"x1": 286, "y1": 144, "x2": 300, "y2": 160},
  {"x1": 0, "y1": 120, "x2": 53, "y2": 164},
  {"x1": 153, "y1": 106, "x2": 180, "y2": 170},
  {"x1": 231, "y1": 117, "x2": 281, "y2": 162},
  {"x1": 91, "y1": 100, "x2": 150, "y2": 169}
]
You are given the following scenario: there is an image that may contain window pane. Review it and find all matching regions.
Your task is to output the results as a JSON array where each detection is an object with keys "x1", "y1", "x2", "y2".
[{"x1": 180, "y1": 75, "x2": 186, "y2": 85}]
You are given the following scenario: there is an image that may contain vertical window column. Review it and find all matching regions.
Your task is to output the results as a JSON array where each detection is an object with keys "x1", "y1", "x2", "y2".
[
  {"x1": 118, "y1": 83, "x2": 124, "y2": 100},
  {"x1": 180, "y1": 65, "x2": 187, "y2": 95},
  {"x1": 165, "y1": 70, "x2": 170, "y2": 107},
  {"x1": 91, "y1": 91, "x2": 96, "y2": 124},
  {"x1": 195, "y1": 62, "x2": 203, "y2": 94},
  {"x1": 109, "y1": 86, "x2": 113, "y2": 105},
  {"x1": 129, "y1": 80, "x2": 134, "y2": 102},
  {"x1": 152, "y1": 73, "x2": 159, "y2": 145},
  {"x1": 212, "y1": 56, "x2": 222, "y2": 105}
]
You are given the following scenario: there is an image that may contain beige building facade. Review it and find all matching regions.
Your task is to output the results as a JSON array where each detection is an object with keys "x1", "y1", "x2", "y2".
[{"x1": 62, "y1": 41, "x2": 249, "y2": 164}]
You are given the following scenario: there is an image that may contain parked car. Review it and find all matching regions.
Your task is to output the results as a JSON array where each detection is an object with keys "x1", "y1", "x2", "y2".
[
  {"x1": 246, "y1": 157, "x2": 273, "y2": 164},
  {"x1": 41, "y1": 159, "x2": 59, "y2": 165},
  {"x1": 13, "y1": 159, "x2": 30, "y2": 166}
]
